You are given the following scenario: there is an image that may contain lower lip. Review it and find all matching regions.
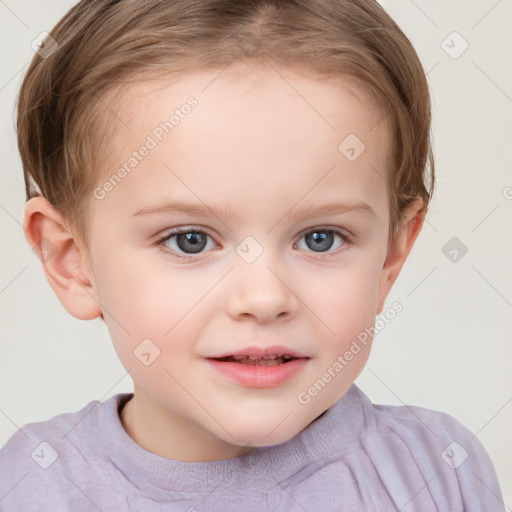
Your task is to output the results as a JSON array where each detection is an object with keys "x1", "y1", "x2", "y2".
[{"x1": 205, "y1": 358, "x2": 309, "y2": 388}]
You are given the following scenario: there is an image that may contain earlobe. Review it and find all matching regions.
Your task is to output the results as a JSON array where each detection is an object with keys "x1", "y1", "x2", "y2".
[
  {"x1": 23, "y1": 197, "x2": 102, "y2": 321},
  {"x1": 376, "y1": 199, "x2": 426, "y2": 315}
]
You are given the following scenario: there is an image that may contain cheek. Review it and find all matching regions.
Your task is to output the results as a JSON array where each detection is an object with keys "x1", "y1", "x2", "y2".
[
  {"x1": 302, "y1": 256, "x2": 383, "y2": 337},
  {"x1": 90, "y1": 249, "x2": 164, "y2": 349},
  {"x1": 92, "y1": 249, "x2": 208, "y2": 362},
  {"x1": 93, "y1": 246, "x2": 177, "y2": 321}
]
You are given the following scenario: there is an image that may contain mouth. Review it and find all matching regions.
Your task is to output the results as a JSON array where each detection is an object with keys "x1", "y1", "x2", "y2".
[
  {"x1": 209, "y1": 354, "x2": 303, "y2": 366},
  {"x1": 205, "y1": 348, "x2": 310, "y2": 388},
  {"x1": 205, "y1": 356, "x2": 309, "y2": 388}
]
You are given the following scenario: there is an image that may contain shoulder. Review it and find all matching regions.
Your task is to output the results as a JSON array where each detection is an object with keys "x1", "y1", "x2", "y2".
[
  {"x1": 360, "y1": 398, "x2": 506, "y2": 511},
  {"x1": 0, "y1": 398, "x2": 101, "y2": 463},
  {"x1": 0, "y1": 397, "x2": 110, "y2": 511},
  {"x1": 372, "y1": 400, "x2": 489, "y2": 465}
]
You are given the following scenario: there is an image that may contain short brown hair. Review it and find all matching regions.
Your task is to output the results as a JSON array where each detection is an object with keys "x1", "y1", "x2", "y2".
[{"x1": 17, "y1": 0, "x2": 434, "y2": 245}]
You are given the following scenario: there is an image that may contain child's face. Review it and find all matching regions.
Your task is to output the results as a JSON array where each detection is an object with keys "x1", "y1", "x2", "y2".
[{"x1": 78, "y1": 64, "x2": 407, "y2": 460}]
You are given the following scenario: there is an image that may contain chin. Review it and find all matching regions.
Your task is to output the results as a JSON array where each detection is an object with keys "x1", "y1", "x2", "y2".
[{"x1": 221, "y1": 419, "x2": 304, "y2": 449}]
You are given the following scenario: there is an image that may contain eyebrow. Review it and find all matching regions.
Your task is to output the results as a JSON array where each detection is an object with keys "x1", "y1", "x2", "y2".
[{"x1": 131, "y1": 200, "x2": 376, "y2": 221}]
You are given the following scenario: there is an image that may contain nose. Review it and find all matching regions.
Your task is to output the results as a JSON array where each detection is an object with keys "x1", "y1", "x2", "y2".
[{"x1": 225, "y1": 251, "x2": 300, "y2": 324}]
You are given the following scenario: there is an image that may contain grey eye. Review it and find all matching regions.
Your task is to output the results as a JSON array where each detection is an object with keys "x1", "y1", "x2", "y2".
[
  {"x1": 296, "y1": 230, "x2": 346, "y2": 253},
  {"x1": 175, "y1": 232, "x2": 207, "y2": 253},
  {"x1": 163, "y1": 230, "x2": 215, "y2": 255}
]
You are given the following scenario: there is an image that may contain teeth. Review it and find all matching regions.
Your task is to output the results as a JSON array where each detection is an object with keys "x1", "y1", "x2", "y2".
[
  {"x1": 217, "y1": 353, "x2": 299, "y2": 365},
  {"x1": 237, "y1": 358, "x2": 282, "y2": 366},
  {"x1": 229, "y1": 354, "x2": 293, "y2": 360}
]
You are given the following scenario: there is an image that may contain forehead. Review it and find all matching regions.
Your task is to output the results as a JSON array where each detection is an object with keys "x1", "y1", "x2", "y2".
[
  {"x1": 120, "y1": 63, "x2": 386, "y2": 137},
  {"x1": 91, "y1": 63, "x2": 391, "y2": 227}
]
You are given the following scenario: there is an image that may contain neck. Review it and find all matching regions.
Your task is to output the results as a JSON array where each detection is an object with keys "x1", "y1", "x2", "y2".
[{"x1": 119, "y1": 386, "x2": 256, "y2": 462}]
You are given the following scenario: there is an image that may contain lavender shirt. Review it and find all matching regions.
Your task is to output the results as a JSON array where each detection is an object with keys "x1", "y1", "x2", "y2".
[{"x1": 0, "y1": 384, "x2": 505, "y2": 511}]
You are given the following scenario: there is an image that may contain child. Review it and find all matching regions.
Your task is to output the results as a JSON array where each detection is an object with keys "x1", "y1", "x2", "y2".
[{"x1": 0, "y1": 0, "x2": 505, "y2": 510}]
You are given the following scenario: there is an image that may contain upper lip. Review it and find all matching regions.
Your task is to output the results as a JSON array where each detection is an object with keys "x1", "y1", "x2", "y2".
[{"x1": 206, "y1": 345, "x2": 310, "y2": 359}]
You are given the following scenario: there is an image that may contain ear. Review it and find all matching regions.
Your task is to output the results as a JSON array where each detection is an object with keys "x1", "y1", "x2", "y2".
[
  {"x1": 376, "y1": 198, "x2": 425, "y2": 315},
  {"x1": 23, "y1": 196, "x2": 102, "y2": 320}
]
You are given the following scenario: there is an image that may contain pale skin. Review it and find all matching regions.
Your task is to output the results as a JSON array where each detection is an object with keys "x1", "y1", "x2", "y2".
[{"x1": 23, "y1": 63, "x2": 425, "y2": 462}]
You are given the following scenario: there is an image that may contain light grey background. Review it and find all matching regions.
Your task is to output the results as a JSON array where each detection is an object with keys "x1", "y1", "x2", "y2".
[{"x1": 1, "y1": 0, "x2": 511, "y2": 508}]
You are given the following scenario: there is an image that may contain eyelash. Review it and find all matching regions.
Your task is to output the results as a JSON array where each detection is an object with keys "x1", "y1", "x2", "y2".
[{"x1": 155, "y1": 226, "x2": 353, "y2": 261}]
